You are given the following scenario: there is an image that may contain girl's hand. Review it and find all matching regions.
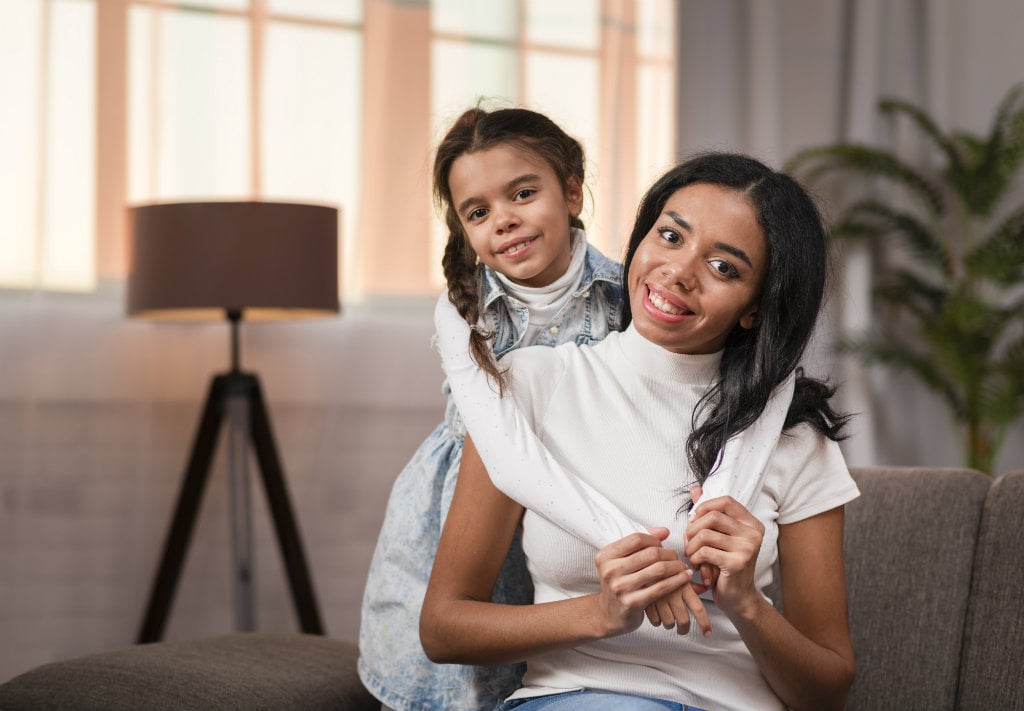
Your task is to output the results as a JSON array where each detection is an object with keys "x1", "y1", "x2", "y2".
[
  {"x1": 685, "y1": 495, "x2": 764, "y2": 619},
  {"x1": 593, "y1": 529, "x2": 692, "y2": 637}
]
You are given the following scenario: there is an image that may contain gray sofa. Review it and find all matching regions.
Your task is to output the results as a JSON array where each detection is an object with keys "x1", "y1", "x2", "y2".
[{"x1": 1, "y1": 466, "x2": 1022, "y2": 711}]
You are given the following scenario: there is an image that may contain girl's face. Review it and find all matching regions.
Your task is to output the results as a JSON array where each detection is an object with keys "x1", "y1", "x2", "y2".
[
  {"x1": 628, "y1": 183, "x2": 767, "y2": 355},
  {"x1": 448, "y1": 144, "x2": 582, "y2": 288}
]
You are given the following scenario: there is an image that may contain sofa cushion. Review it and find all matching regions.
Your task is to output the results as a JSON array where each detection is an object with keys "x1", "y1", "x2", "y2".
[
  {"x1": 956, "y1": 470, "x2": 1024, "y2": 711},
  {"x1": 843, "y1": 467, "x2": 989, "y2": 711},
  {"x1": 0, "y1": 633, "x2": 379, "y2": 711}
]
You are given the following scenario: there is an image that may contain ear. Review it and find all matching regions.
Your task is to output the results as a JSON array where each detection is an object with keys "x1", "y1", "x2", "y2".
[
  {"x1": 739, "y1": 303, "x2": 761, "y2": 329},
  {"x1": 565, "y1": 176, "x2": 584, "y2": 218}
]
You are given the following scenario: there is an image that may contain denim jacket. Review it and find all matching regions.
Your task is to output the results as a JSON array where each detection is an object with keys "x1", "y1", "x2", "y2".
[{"x1": 359, "y1": 237, "x2": 622, "y2": 711}]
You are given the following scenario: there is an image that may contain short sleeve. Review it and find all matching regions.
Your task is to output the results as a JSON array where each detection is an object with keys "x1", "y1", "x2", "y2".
[{"x1": 768, "y1": 424, "x2": 860, "y2": 525}]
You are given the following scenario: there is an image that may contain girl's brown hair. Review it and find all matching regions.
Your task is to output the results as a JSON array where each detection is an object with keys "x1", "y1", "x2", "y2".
[{"x1": 433, "y1": 107, "x2": 586, "y2": 391}]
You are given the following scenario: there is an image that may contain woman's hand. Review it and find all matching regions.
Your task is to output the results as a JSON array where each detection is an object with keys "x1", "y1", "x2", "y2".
[
  {"x1": 685, "y1": 494, "x2": 765, "y2": 619},
  {"x1": 593, "y1": 528, "x2": 692, "y2": 637}
]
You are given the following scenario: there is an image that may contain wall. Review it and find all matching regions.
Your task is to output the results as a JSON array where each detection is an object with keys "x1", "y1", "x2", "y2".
[{"x1": 0, "y1": 289, "x2": 443, "y2": 680}]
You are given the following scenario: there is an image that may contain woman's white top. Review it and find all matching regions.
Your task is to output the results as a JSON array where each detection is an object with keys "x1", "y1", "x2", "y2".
[{"x1": 490, "y1": 326, "x2": 858, "y2": 711}]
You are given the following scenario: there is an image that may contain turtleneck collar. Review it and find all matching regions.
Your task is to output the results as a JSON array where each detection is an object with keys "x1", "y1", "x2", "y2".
[{"x1": 617, "y1": 323, "x2": 722, "y2": 386}]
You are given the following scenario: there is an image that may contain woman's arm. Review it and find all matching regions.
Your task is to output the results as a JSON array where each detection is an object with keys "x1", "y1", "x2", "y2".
[
  {"x1": 686, "y1": 500, "x2": 855, "y2": 711},
  {"x1": 420, "y1": 435, "x2": 695, "y2": 664}
]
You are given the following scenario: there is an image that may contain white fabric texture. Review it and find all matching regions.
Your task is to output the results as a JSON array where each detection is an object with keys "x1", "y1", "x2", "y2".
[
  {"x1": 460, "y1": 324, "x2": 859, "y2": 711},
  {"x1": 433, "y1": 293, "x2": 795, "y2": 550}
]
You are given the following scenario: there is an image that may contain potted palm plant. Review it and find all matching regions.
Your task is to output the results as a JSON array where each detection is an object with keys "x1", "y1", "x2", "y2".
[{"x1": 786, "y1": 83, "x2": 1024, "y2": 474}]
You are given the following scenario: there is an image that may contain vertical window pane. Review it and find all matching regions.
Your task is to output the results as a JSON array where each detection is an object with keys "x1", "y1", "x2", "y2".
[
  {"x1": 432, "y1": 40, "x2": 518, "y2": 130},
  {"x1": 524, "y1": 52, "x2": 599, "y2": 156},
  {"x1": 263, "y1": 23, "x2": 361, "y2": 294},
  {"x1": 128, "y1": 8, "x2": 250, "y2": 201},
  {"x1": 268, "y1": 0, "x2": 362, "y2": 23},
  {"x1": 432, "y1": 0, "x2": 516, "y2": 40},
  {"x1": 637, "y1": 64, "x2": 675, "y2": 182},
  {"x1": 524, "y1": 0, "x2": 598, "y2": 49},
  {"x1": 637, "y1": 0, "x2": 675, "y2": 58},
  {"x1": 0, "y1": 0, "x2": 43, "y2": 287},
  {"x1": 42, "y1": 0, "x2": 96, "y2": 290}
]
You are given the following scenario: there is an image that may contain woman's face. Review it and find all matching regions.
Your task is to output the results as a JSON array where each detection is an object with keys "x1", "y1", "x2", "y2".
[{"x1": 627, "y1": 183, "x2": 767, "y2": 355}]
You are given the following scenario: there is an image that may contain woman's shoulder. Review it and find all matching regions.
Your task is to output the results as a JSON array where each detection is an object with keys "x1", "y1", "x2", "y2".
[{"x1": 769, "y1": 423, "x2": 859, "y2": 523}]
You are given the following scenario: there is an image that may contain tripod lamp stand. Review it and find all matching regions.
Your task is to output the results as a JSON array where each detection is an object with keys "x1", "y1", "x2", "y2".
[{"x1": 127, "y1": 201, "x2": 339, "y2": 643}]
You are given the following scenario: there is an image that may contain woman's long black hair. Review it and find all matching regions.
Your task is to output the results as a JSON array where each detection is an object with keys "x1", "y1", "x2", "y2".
[{"x1": 621, "y1": 153, "x2": 850, "y2": 487}]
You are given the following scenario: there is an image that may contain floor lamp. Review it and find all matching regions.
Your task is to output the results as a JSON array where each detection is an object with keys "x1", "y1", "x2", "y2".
[{"x1": 127, "y1": 201, "x2": 339, "y2": 643}]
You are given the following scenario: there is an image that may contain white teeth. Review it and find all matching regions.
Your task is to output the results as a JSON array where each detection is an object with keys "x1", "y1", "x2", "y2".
[
  {"x1": 501, "y1": 238, "x2": 535, "y2": 256},
  {"x1": 649, "y1": 290, "x2": 686, "y2": 315}
]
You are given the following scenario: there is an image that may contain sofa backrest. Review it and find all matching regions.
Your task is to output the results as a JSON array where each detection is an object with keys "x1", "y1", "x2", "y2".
[
  {"x1": 955, "y1": 470, "x2": 1024, "y2": 711},
  {"x1": 843, "y1": 467, "x2": 990, "y2": 711}
]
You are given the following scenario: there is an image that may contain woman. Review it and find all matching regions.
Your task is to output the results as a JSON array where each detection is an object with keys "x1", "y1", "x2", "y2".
[{"x1": 420, "y1": 153, "x2": 858, "y2": 711}]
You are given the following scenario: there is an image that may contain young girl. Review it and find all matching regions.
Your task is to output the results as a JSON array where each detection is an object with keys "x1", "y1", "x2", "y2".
[
  {"x1": 421, "y1": 153, "x2": 859, "y2": 711},
  {"x1": 358, "y1": 107, "x2": 623, "y2": 711}
]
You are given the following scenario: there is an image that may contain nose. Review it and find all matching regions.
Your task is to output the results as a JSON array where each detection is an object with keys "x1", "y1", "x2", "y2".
[
  {"x1": 661, "y1": 254, "x2": 698, "y2": 291},
  {"x1": 494, "y1": 204, "x2": 519, "y2": 233}
]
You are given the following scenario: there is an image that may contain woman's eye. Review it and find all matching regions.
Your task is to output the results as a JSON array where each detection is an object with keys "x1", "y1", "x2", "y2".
[
  {"x1": 710, "y1": 258, "x2": 739, "y2": 279},
  {"x1": 657, "y1": 227, "x2": 681, "y2": 244}
]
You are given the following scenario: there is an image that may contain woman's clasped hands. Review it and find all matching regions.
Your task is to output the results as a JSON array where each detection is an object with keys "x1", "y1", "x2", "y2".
[{"x1": 612, "y1": 484, "x2": 766, "y2": 639}]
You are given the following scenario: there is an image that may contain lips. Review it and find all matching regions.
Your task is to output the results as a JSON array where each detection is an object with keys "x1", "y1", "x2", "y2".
[
  {"x1": 646, "y1": 285, "x2": 694, "y2": 317},
  {"x1": 497, "y1": 236, "x2": 538, "y2": 257}
]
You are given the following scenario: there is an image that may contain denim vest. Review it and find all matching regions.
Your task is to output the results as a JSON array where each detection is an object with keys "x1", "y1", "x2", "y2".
[{"x1": 359, "y1": 239, "x2": 623, "y2": 711}]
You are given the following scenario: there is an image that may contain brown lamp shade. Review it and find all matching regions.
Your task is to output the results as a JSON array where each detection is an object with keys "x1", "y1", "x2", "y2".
[{"x1": 127, "y1": 201, "x2": 340, "y2": 320}]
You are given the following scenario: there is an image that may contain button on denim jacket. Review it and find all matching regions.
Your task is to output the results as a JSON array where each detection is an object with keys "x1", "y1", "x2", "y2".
[{"x1": 359, "y1": 237, "x2": 622, "y2": 711}]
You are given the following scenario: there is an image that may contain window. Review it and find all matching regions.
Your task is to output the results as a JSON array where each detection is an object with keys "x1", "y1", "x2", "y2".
[{"x1": 2, "y1": 0, "x2": 675, "y2": 299}]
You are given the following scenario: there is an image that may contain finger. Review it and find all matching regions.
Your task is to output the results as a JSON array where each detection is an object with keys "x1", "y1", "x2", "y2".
[
  {"x1": 681, "y1": 583, "x2": 712, "y2": 637},
  {"x1": 596, "y1": 532, "x2": 667, "y2": 565},
  {"x1": 624, "y1": 570, "x2": 692, "y2": 609},
  {"x1": 689, "y1": 484, "x2": 703, "y2": 511},
  {"x1": 645, "y1": 602, "x2": 661, "y2": 627},
  {"x1": 691, "y1": 496, "x2": 764, "y2": 532},
  {"x1": 655, "y1": 597, "x2": 677, "y2": 629},
  {"x1": 646, "y1": 526, "x2": 671, "y2": 541},
  {"x1": 665, "y1": 592, "x2": 691, "y2": 635},
  {"x1": 700, "y1": 562, "x2": 715, "y2": 587}
]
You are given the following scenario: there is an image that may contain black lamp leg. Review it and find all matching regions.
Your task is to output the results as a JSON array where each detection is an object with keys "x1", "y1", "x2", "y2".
[
  {"x1": 136, "y1": 371, "x2": 324, "y2": 643},
  {"x1": 247, "y1": 375, "x2": 325, "y2": 635},
  {"x1": 137, "y1": 376, "x2": 226, "y2": 644}
]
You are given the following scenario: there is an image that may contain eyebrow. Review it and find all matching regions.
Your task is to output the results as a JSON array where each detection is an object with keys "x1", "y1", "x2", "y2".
[
  {"x1": 665, "y1": 210, "x2": 754, "y2": 268},
  {"x1": 457, "y1": 173, "x2": 542, "y2": 216}
]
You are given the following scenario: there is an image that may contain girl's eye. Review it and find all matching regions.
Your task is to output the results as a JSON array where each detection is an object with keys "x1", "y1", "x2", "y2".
[
  {"x1": 710, "y1": 258, "x2": 739, "y2": 279},
  {"x1": 467, "y1": 207, "x2": 487, "y2": 221},
  {"x1": 514, "y1": 188, "x2": 536, "y2": 201},
  {"x1": 657, "y1": 227, "x2": 681, "y2": 245}
]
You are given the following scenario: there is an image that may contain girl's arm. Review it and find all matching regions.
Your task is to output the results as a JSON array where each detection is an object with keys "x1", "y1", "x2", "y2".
[
  {"x1": 432, "y1": 293, "x2": 796, "y2": 545},
  {"x1": 433, "y1": 294, "x2": 646, "y2": 547},
  {"x1": 686, "y1": 499, "x2": 855, "y2": 711},
  {"x1": 419, "y1": 435, "x2": 697, "y2": 664}
]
